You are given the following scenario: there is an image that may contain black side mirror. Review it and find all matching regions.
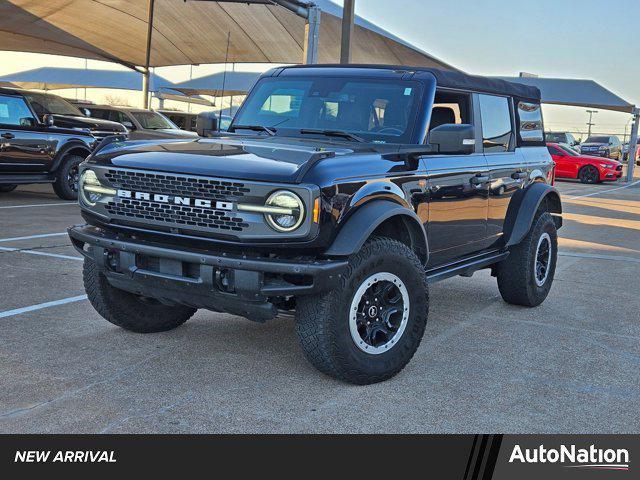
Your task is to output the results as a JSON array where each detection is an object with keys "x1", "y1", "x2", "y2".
[
  {"x1": 80, "y1": 108, "x2": 91, "y2": 117},
  {"x1": 42, "y1": 114, "x2": 55, "y2": 127},
  {"x1": 428, "y1": 124, "x2": 475, "y2": 154},
  {"x1": 196, "y1": 112, "x2": 219, "y2": 137}
]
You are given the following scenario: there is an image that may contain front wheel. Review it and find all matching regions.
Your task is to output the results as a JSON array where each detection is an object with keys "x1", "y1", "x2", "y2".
[
  {"x1": 295, "y1": 237, "x2": 429, "y2": 385},
  {"x1": 496, "y1": 212, "x2": 558, "y2": 307},
  {"x1": 83, "y1": 259, "x2": 196, "y2": 333},
  {"x1": 0, "y1": 184, "x2": 17, "y2": 193},
  {"x1": 578, "y1": 165, "x2": 600, "y2": 184}
]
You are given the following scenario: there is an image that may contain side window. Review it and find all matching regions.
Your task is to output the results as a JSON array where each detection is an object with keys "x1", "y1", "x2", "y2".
[
  {"x1": 88, "y1": 109, "x2": 110, "y2": 121},
  {"x1": 114, "y1": 111, "x2": 134, "y2": 129},
  {"x1": 516, "y1": 101, "x2": 544, "y2": 143},
  {"x1": 479, "y1": 94, "x2": 513, "y2": 152},
  {"x1": 0, "y1": 95, "x2": 36, "y2": 127}
]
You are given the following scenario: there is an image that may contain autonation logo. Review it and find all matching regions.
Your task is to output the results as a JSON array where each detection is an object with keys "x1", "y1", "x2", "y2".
[{"x1": 509, "y1": 444, "x2": 630, "y2": 471}]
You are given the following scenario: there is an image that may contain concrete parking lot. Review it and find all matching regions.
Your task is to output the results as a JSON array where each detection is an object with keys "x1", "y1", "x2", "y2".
[{"x1": 1, "y1": 174, "x2": 639, "y2": 434}]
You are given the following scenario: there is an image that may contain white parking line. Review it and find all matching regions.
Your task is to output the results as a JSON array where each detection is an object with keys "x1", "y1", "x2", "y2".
[
  {"x1": 567, "y1": 179, "x2": 640, "y2": 200},
  {"x1": 0, "y1": 232, "x2": 67, "y2": 243},
  {"x1": 0, "y1": 246, "x2": 82, "y2": 261},
  {"x1": 559, "y1": 251, "x2": 640, "y2": 264},
  {"x1": 0, "y1": 202, "x2": 76, "y2": 210},
  {"x1": 0, "y1": 295, "x2": 88, "y2": 319}
]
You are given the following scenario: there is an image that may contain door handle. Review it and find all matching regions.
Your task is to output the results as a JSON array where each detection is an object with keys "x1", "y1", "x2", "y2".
[
  {"x1": 1, "y1": 133, "x2": 15, "y2": 140},
  {"x1": 470, "y1": 174, "x2": 490, "y2": 185},
  {"x1": 512, "y1": 171, "x2": 528, "y2": 180}
]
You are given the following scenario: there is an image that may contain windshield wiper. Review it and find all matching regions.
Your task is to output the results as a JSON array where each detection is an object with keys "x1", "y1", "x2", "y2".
[
  {"x1": 299, "y1": 129, "x2": 365, "y2": 143},
  {"x1": 231, "y1": 125, "x2": 276, "y2": 136}
]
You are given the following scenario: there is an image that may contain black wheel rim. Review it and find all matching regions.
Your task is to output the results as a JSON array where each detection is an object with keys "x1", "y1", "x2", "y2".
[
  {"x1": 349, "y1": 273, "x2": 409, "y2": 354},
  {"x1": 535, "y1": 233, "x2": 552, "y2": 287},
  {"x1": 67, "y1": 164, "x2": 80, "y2": 192},
  {"x1": 582, "y1": 166, "x2": 598, "y2": 183}
]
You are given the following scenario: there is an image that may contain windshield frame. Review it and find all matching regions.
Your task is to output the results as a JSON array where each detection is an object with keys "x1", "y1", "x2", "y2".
[{"x1": 231, "y1": 75, "x2": 425, "y2": 144}]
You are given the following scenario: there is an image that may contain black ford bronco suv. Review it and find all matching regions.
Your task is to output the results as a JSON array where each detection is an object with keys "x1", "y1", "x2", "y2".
[
  {"x1": 68, "y1": 65, "x2": 562, "y2": 384},
  {"x1": 0, "y1": 88, "x2": 126, "y2": 198}
]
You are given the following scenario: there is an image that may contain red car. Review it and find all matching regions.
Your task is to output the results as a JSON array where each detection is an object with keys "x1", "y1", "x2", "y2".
[{"x1": 547, "y1": 142, "x2": 623, "y2": 184}]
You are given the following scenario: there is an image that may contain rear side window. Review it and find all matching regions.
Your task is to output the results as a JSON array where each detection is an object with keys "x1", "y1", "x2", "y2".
[
  {"x1": 479, "y1": 94, "x2": 513, "y2": 152},
  {"x1": 547, "y1": 146, "x2": 563, "y2": 156},
  {"x1": 88, "y1": 108, "x2": 111, "y2": 120},
  {"x1": 0, "y1": 95, "x2": 36, "y2": 127}
]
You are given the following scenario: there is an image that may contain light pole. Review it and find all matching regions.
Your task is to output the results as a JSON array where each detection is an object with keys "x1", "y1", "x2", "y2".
[{"x1": 586, "y1": 109, "x2": 598, "y2": 138}]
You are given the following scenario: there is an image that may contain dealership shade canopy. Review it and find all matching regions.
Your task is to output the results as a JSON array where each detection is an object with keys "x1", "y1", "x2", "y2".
[
  {"x1": 169, "y1": 70, "x2": 262, "y2": 96},
  {"x1": 0, "y1": 0, "x2": 456, "y2": 69},
  {"x1": 494, "y1": 77, "x2": 635, "y2": 114},
  {"x1": 0, "y1": 67, "x2": 174, "y2": 92}
]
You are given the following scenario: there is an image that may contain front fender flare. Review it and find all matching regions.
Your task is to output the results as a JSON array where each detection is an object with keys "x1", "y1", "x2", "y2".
[
  {"x1": 503, "y1": 182, "x2": 562, "y2": 247},
  {"x1": 51, "y1": 141, "x2": 92, "y2": 172},
  {"x1": 324, "y1": 200, "x2": 429, "y2": 263}
]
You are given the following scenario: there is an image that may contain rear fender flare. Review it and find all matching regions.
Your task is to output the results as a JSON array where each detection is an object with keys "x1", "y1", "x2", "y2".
[{"x1": 503, "y1": 182, "x2": 562, "y2": 247}]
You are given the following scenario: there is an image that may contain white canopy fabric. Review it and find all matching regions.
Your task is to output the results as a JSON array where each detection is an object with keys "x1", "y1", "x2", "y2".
[
  {"x1": 0, "y1": 67, "x2": 174, "y2": 91},
  {"x1": 0, "y1": 0, "x2": 457, "y2": 70},
  {"x1": 494, "y1": 77, "x2": 635, "y2": 114},
  {"x1": 169, "y1": 70, "x2": 262, "y2": 96}
]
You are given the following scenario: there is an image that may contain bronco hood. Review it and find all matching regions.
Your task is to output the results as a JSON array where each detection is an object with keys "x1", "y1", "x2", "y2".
[
  {"x1": 52, "y1": 114, "x2": 127, "y2": 133},
  {"x1": 88, "y1": 136, "x2": 360, "y2": 183}
]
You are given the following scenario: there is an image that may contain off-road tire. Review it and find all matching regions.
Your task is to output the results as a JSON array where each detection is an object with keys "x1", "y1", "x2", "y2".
[
  {"x1": 578, "y1": 165, "x2": 600, "y2": 184},
  {"x1": 295, "y1": 237, "x2": 429, "y2": 385},
  {"x1": 83, "y1": 259, "x2": 196, "y2": 333},
  {"x1": 53, "y1": 154, "x2": 84, "y2": 200},
  {"x1": 496, "y1": 212, "x2": 558, "y2": 307},
  {"x1": 0, "y1": 184, "x2": 17, "y2": 193}
]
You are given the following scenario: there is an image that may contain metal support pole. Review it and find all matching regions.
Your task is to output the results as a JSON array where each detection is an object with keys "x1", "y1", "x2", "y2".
[
  {"x1": 303, "y1": 5, "x2": 321, "y2": 64},
  {"x1": 340, "y1": 0, "x2": 355, "y2": 64},
  {"x1": 142, "y1": 0, "x2": 155, "y2": 109},
  {"x1": 626, "y1": 107, "x2": 639, "y2": 182}
]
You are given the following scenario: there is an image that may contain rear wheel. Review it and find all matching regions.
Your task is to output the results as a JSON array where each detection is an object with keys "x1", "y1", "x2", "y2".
[
  {"x1": 295, "y1": 237, "x2": 429, "y2": 384},
  {"x1": 53, "y1": 154, "x2": 84, "y2": 200},
  {"x1": 0, "y1": 184, "x2": 17, "y2": 193},
  {"x1": 496, "y1": 212, "x2": 558, "y2": 307},
  {"x1": 83, "y1": 259, "x2": 196, "y2": 333},
  {"x1": 578, "y1": 165, "x2": 600, "y2": 184}
]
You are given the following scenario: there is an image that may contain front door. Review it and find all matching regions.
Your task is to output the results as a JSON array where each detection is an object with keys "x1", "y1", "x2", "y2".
[
  {"x1": 423, "y1": 153, "x2": 490, "y2": 266},
  {"x1": 0, "y1": 94, "x2": 51, "y2": 173}
]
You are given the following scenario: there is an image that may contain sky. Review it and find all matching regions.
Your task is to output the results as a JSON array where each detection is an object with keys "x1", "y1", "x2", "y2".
[{"x1": 0, "y1": 0, "x2": 638, "y2": 138}]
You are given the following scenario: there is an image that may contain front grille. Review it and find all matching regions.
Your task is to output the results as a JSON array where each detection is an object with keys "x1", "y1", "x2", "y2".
[
  {"x1": 105, "y1": 198, "x2": 249, "y2": 232},
  {"x1": 104, "y1": 169, "x2": 250, "y2": 201}
]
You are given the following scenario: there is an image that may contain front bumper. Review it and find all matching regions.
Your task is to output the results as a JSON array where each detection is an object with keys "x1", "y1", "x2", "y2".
[{"x1": 68, "y1": 225, "x2": 347, "y2": 322}]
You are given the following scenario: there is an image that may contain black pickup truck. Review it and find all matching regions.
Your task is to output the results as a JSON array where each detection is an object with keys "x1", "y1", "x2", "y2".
[
  {"x1": 0, "y1": 88, "x2": 126, "y2": 199},
  {"x1": 69, "y1": 65, "x2": 562, "y2": 384}
]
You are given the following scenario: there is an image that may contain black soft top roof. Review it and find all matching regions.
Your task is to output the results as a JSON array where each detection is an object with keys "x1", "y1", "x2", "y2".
[{"x1": 278, "y1": 64, "x2": 541, "y2": 101}]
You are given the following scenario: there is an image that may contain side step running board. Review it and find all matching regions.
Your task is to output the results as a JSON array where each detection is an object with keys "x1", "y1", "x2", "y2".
[{"x1": 426, "y1": 251, "x2": 509, "y2": 284}]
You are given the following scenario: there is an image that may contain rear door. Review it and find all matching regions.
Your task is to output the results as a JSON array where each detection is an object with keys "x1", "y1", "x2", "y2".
[
  {"x1": 478, "y1": 93, "x2": 525, "y2": 240},
  {"x1": 0, "y1": 94, "x2": 52, "y2": 173}
]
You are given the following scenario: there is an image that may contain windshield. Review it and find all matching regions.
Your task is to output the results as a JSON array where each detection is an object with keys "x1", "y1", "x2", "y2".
[
  {"x1": 232, "y1": 77, "x2": 422, "y2": 143},
  {"x1": 546, "y1": 133, "x2": 564, "y2": 143},
  {"x1": 558, "y1": 144, "x2": 579, "y2": 156},
  {"x1": 131, "y1": 111, "x2": 176, "y2": 130},
  {"x1": 585, "y1": 136, "x2": 609, "y2": 143},
  {"x1": 24, "y1": 92, "x2": 83, "y2": 117}
]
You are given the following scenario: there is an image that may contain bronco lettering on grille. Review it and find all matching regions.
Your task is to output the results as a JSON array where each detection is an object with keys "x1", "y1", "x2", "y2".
[{"x1": 116, "y1": 189, "x2": 233, "y2": 211}]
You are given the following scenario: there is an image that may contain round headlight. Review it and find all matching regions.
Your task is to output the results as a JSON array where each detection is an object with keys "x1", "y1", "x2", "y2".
[
  {"x1": 79, "y1": 169, "x2": 101, "y2": 206},
  {"x1": 264, "y1": 190, "x2": 305, "y2": 232}
]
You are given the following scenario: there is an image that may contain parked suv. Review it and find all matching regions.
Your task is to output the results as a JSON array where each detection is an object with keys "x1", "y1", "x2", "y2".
[
  {"x1": 0, "y1": 87, "x2": 112, "y2": 199},
  {"x1": 81, "y1": 105, "x2": 198, "y2": 140},
  {"x1": 69, "y1": 65, "x2": 562, "y2": 384},
  {"x1": 580, "y1": 135, "x2": 622, "y2": 160}
]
